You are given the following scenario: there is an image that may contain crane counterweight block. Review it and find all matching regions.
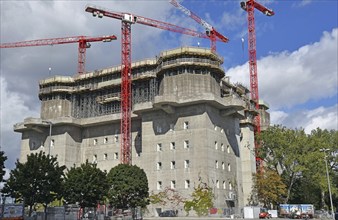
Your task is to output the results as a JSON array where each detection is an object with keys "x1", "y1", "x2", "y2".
[{"x1": 240, "y1": 1, "x2": 275, "y2": 16}]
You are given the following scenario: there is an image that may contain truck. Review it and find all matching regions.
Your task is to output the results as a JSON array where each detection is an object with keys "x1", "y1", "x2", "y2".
[
  {"x1": 279, "y1": 204, "x2": 314, "y2": 219},
  {"x1": 0, "y1": 203, "x2": 24, "y2": 220}
]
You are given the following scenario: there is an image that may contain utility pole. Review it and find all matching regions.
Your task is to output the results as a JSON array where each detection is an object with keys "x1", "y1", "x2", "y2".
[{"x1": 320, "y1": 148, "x2": 334, "y2": 220}]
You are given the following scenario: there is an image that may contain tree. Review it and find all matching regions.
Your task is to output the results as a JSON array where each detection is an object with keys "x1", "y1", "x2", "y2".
[
  {"x1": 250, "y1": 168, "x2": 287, "y2": 209},
  {"x1": 183, "y1": 182, "x2": 214, "y2": 217},
  {"x1": 258, "y1": 125, "x2": 338, "y2": 209},
  {"x1": 3, "y1": 152, "x2": 65, "y2": 217},
  {"x1": 107, "y1": 164, "x2": 149, "y2": 209},
  {"x1": 63, "y1": 161, "x2": 108, "y2": 215},
  {"x1": 306, "y1": 128, "x2": 338, "y2": 209},
  {"x1": 149, "y1": 187, "x2": 185, "y2": 211},
  {"x1": 0, "y1": 150, "x2": 7, "y2": 183},
  {"x1": 258, "y1": 125, "x2": 308, "y2": 203}
]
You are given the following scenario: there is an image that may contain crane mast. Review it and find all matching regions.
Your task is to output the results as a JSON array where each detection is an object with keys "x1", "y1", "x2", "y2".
[
  {"x1": 120, "y1": 20, "x2": 132, "y2": 165},
  {"x1": 85, "y1": 4, "x2": 227, "y2": 165},
  {"x1": 169, "y1": 0, "x2": 229, "y2": 52},
  {"x1": 0, "y1": 35, "x2": 117, "y2": 74},
  {"x1": 241, "y1": 0, "x2": 274, "y2": 170}
]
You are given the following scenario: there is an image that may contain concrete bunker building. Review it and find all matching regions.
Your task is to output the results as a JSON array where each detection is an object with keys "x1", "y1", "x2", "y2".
[{"x1": 14, "y1": 46, "x2": 270, "y2": 216}]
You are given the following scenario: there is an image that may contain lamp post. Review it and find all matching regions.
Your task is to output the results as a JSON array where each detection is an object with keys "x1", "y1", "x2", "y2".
[
  {"x1": 320, "y1": 148, "x2": 334, "y2": 220},
  {"x1": 43, "y1": 120, "x2": 53, "y2": 156}
]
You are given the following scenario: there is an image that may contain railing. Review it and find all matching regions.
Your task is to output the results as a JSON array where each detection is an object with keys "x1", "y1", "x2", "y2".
[
  {"x1": 160, "y1": 57, "x2": 222, "y2": 68},
  {"x1": 39, "y1": 85, "x2": 73, "y2": 94}
]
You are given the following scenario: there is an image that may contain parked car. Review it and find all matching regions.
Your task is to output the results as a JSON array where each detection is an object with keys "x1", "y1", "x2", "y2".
[
  {"x1": 159, "y1": 210, "x2": 176, "y2": 217},
  {"x1": 259, "y1": 208, "x2": 271, "y2": 219}
]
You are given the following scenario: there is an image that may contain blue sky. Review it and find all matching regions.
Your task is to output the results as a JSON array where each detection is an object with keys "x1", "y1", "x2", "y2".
[{"x1": 0, "y1": 0, "x2": 337, "y2": 170}]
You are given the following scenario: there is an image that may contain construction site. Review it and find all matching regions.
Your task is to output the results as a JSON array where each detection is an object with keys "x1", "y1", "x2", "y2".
[{"x1": 7, "y1": 0, "x2": 273, "y2": 218}]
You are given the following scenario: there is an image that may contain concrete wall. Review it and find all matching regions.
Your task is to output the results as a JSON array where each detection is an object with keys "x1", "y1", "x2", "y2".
[{"x1": 14, "y1": 47, "x2": 264, "y2": 217}]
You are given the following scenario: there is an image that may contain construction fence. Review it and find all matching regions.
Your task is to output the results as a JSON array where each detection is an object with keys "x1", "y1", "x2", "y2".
[{"x1": 25, "y1": 205, "x2": 142, "y2": 220}]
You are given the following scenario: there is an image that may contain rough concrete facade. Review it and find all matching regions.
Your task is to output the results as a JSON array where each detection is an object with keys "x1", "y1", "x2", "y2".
[{"x1": 14, "y1": 47, "x2": 269, "y2": 217}]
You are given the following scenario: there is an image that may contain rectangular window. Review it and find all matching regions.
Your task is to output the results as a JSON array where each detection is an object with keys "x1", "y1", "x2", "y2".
[
  {"x1": 171, "y1": 161, "x2": 176, "y2": 169},
  {"x1": 223, "y1": 181, "x2": 226, "y2": 189},
  {"x1": 157, "y1": 143, "x2": 162, "y2": 152},
  {"x1": 171, "y1": 180, "x2": 176, "y2": 189},
  {"x1": 51, "y1": 139, "x2": 55, "y2": 147},
  {"x1": 170, "y1": 142, "x2": 176, "y2": 150},
  {"x1": 222, "y1": 162, "x2": 225, "y2": 170},
  {"x1": 184, "y1": 140, "x2": 190, "y2": 149},
  {"x1": 228, "y1": 163, "x2": 231, "y2": 172},
  {"x1": 184, "y1": 121, "x2": 189, "y2": 130},
  {"x1": 185, "y1": 180, "x2": 190, "y2": 189},
  {"x1": 227, "y1": 145, "x2": 230, "y2": 153},
  {"x1": 157, "y1": 181, "x2": 162, "y2": 190},
  {"x1": 221, "y1": 143, "x2": 224, "y2": 151},
  {"x1": 184, "y1": 160, "x2": 190, "y2": 168},
  {"x1": 104, "y1": 137, "x2": 108, "y2": 144},
  {"x1": 216, "y1": 180, "x2": 219, "y2": 189},
  {"x1": 215, "y1": 160, "x2": 218, "y2": 169},
  {"x1": 93, "y1": 154, "x2": 97, "y2": 163},
  {"x1": 114, "y1": 135, "x2": 119, "y2": 143},
  {"x1": 215, "y1": 141, "x2": 218, "y2": 150},
  {"x1": 156, "y1": 125, "x2": 162, "y2": 133},
  {"x1": 157, "y1": 162, "x2": 162, "y2": 170},
  {"x1": 103, "y1": 153, "x2": 107, "y2": 160},
  {"x1": 114, "y1": 152, "x2": 118, "y2": 160},
  {"x1": 93, "y1": 139, "x2": 98, "y2": 146}
]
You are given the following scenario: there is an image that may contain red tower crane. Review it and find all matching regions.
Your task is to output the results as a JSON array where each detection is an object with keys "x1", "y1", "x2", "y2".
[
  {"x1": 85, "y1": 4, "x2": 228, "y2": 165},
  {"x1": 0, "y1": 35, "x2": 117, "y2": 74},
  {"x1": 240, "y1": 0, "x2": 274, "y2": 169},
  {"x1": 169, "y1": 0, "x2": 229, "y2": 53}
]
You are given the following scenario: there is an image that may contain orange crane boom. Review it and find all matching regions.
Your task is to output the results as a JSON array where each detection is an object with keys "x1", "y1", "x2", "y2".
[
  {"x1": 240, "y1": 0, "x2": 274, "y2": 170},
  {"x1": 0, "y1": 35, "x2": 117, "y2": 74}
]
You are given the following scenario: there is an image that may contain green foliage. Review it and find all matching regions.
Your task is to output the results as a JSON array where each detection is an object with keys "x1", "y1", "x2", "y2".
[
  {"x1": 183, "y1": 182, "x2": 214, "y2": 217},
  {"x1": 149, "y1": 187, "x2": 185, "y2": 210},
  {"x1": 63, "y1": 161, "x2": 108, "y2": 209},
  {"x1": 107, "y1": 164, "x2": 149, "y2": 209},
  {"x1": 3, "y1": 152, "x2": 65, "y2": 216},
  {"x1": 0, "y1": 151, "x2": 7, "y2": 183},
  {"x1": 258, "y1": 125, "x2": 338, "y2": 208}
]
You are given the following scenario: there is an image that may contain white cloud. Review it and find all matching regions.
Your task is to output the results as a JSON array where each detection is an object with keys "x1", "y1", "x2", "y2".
[
  {"x1": 292, "y1": 0, "x2": 312, "y2": 8},
  {"x1": 270, "y1": 110, "x2": 288, "y2": 125},
  {"x1": 0, "y1": 77, "x2": 39, "y2": 169},
  {"x1": 270, "y1": 105, "x2": 338, "y2": 134},
  {"x1": 303, "y1": 105, "x2": 338, "y2": 133},
  {"x1": 226, "y1": 28, "x2": 338, "y2": 110},
  {"x1": 0, "y1": 168, "x2": 11, "y2": 189}
]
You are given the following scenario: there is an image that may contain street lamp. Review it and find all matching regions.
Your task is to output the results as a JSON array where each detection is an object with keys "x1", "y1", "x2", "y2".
[
  {"x1": 320, "y1": 148, "x2": 334, "y2": 220},
  {"x1": 42, "y1": 120, "x2": 53, "y2": 156}
]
